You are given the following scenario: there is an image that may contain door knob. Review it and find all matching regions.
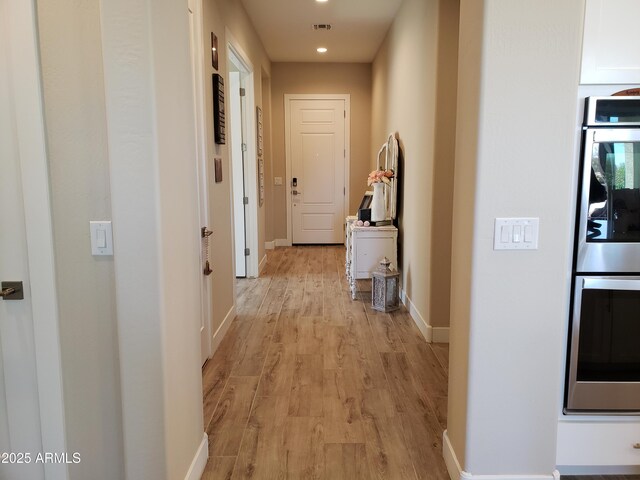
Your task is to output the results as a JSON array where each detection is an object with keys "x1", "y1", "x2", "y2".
[
  {"x1": 0, "y1": 281, "x2": 23, "y2": 300},
  {"x1": 292, "y1": 190, "x2": 302, "y2": 195}
]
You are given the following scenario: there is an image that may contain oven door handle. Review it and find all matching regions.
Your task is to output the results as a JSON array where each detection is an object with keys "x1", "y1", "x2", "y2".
[{"x1": 583, "y1": 278, "x2": 640, "y2": 291}]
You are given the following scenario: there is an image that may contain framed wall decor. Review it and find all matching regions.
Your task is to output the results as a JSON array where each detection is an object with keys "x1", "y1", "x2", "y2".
[
  {"x1": 214, "y1": 157, "x2": 222, "y2": 183},
  {"x1": 256, "y1": 106, "x2": 263, "y2": 157},
  {"x1": 212, "y1": 74, "x2": 225, "y2": 144},
  {"x1": 258, "y1": 157, "x2": 265, "y2": 206},
  {"x1": 211, "y1": 33, "x2": 218, "y2": 70},
  {"x1": 256, "y1": 106, "x2": 264, "y2": 206}
]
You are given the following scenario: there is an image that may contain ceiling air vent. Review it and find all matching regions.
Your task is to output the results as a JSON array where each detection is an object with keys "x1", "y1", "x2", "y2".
[{"x1": 313, "y1": 24, "x2": 332, "y2": 31}]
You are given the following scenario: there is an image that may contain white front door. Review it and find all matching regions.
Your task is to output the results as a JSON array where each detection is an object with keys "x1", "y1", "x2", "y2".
[
  {"x1": 0, "y1": 11, "x2": 45, "y2": 479},
  {"x1": 289, "y1": 98, "x2": 347, "y2": 244}
]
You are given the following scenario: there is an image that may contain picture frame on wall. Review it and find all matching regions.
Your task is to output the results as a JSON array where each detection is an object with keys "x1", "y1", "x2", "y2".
[
  {"x1": 211, "y1": 33, "x2": 219, "y2": 70},
  {"x1": 256, "y1": 106, "x2": 263, "y2": 158},
  {"x1": 214, "y1": 157, "x2": 223, "y2": 183},
  {"x1": 212, "y1": 74, "x2": 225, "y2": 144},
  {"x1": 258, "y1": 157, "x2": 265, "y2": 206}
]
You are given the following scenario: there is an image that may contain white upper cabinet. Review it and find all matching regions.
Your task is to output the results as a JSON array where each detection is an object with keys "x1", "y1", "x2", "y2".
[{"x1": 581, "y1": 0, "x2": 640, "y2": 84}]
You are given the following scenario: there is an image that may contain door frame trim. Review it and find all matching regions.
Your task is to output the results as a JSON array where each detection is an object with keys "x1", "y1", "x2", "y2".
[
  {"x1": 5, "y1": 0, "x2": 69, "y2": 477},
  {"x1": 226, "y1": 28, "x2": 259, "y2": 278},
  {"x1": 284, "y1": 94, "x2": 351, "y2": 245}
]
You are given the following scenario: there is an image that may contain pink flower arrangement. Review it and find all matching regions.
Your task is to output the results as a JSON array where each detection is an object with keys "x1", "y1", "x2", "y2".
[{"x1": 367, "y1": 168, "x2": 394, "y2": 186}]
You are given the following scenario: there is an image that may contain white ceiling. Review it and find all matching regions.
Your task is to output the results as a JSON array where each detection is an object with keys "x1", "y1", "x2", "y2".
[{"x1": 239, "y1": 0, "x2": 404, "y2": 63}]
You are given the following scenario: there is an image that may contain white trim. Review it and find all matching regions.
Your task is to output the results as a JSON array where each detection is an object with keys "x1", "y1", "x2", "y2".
[
  {"x1": 7, "y1": 1, "x2": 69, "y2": 478},
  {"x1": 443, "y1": 430, "x2": 463, "y2": 480},
  {"x1": 226, "y1": 28, "x2": 259, "y2": 278},
  {"x1": 259, "y1": 253, "x2": 268, "y2": 273},
  {"x1": 443, "y1": 430, "x2": 560, "y2": 480},
  {"x1": 275, "y1": 238, "x2": 292, "y2": 247},
  {"x1": 265, "y1": 241, "x2": 275, "y2": 250},
  {"x1": 284, "y1": 94, "x2": 351, "y2": 246},
  {"x1": 400, "y1": 289, "x2": 450, "y2": 344},
  {"x1": 183, "y1": 433, "x2": 208, "y2": 480},
  {"x1": 211, "y1": 304, "x2": 235, "y2": 356}
]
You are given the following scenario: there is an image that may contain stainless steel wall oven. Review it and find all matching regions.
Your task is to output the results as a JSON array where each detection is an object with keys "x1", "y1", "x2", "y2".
[{"x1": 566, "y1": 96, "x2": 640, "y2": 414}]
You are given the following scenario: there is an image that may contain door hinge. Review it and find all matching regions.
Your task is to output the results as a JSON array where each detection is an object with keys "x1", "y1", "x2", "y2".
[
  {"x1": 344, "y1": 149, "x2": 346, "y2": 157},
  {"x1": 344, "y1": 110, "x2": 346, "y2": 118},
  {"x1": 239, "y1": 87, "x2": 246, "y2": 97},
  {"x1": 242, "y1": 143, "x2": 247, "y2": 152},
  {"x1": 343, "y1": 187, "x2": 345, "y2": 195},
  {"x1": 244, "y1": 248, "x2": 250, "y2": 256},
  {"x1": 243, "y1": 196, "x2": 249, "y2": 205}
]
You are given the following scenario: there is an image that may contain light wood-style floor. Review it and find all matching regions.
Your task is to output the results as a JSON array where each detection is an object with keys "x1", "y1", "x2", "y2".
[{"x1": 201, "y1": 245, "x2": 449, "y2": 479}]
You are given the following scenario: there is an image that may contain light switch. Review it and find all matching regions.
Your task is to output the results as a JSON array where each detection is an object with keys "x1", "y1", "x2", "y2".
[
  {"x1": 494, "y1": 218, "x2": 539, "y2": 250},
  {"x1": 500, "y1": 225, "x2": 510, "y2": 243},
  {"x1": 90, "y1": 221, "x2": 113, "y2": 255},
  {"x1": 524, "y1": 225, "x2": 533, "y2": 243},
  {"x1": 97, "y1": 228, "x2": 107, "y2": 248},
  {"x1": 274, "y1": 176, "x2": 283, "y2": 186},
  {"x1": 513, "y1": 226, "x2": 522, "y2": 243}
]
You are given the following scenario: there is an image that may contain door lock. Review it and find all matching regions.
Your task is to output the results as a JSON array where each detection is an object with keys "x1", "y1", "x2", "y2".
[{"x1": 0, "y1": 281, "x2": 23, "y2": 300}]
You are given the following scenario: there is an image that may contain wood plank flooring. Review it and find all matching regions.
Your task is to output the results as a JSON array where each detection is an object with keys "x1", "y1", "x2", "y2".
[{"x1": 201, "y1": 245, "x2": 449, "y2": 480}]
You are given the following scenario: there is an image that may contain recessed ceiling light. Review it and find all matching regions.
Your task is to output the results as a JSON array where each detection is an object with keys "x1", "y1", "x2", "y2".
[
  {"x1": 317, "y1": 47, "x2": 328, "y2": 53},
  {"x1": 316, "y1": 0, "x2": 328, "y2": 3}
]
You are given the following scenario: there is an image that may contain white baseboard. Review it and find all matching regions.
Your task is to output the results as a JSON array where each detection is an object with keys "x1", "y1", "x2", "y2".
[
  {"x1": 184, "y1": 432, "x2": 208, "y2": 480},
  {"x1": 443, "y1": 430, "x2": 463, "y2": 480},
  {"x1": 265, "y1": 241, "x2": 275, "y2": 250},
  {"x1": 443, "y1": 430, "x2": 559, "y2": 480},
  {"x1": 275, "y1": 238, "x2": 291, "y2": 247},
  {"x1": 259, "y1": 253, "x2": 268, "y2": 273},
  {"x1": 211, "y1": 304, "x2": 235, "y2": 356},
  {"x1": 400, "y1": 289, "x2": 450, "y2": 344}
]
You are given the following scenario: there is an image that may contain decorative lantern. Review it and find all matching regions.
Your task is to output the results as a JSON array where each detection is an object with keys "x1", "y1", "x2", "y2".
[{"x1": 371, "y1": 257, "x2": 400, "y2": 312}]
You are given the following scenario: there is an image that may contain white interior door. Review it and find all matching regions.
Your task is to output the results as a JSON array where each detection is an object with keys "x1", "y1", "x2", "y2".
[
  {"x1": 289, "y1": 98, "x2": 346, "y2": 244},
  {"x1": 226, "y1": 37, "x2": 258, "y2": 278},
  {"x1": 229, "y1": 70, "x2": 247, "y2": 277},
  {"x1": 0, "y1": 14, "x2": 45, "y2": 479},
  {"x1": 187, "y1": 0, "x2": 211, "y2": 365}
]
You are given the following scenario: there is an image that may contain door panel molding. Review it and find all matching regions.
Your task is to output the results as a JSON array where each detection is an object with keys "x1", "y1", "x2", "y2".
[{"x1": 285, "y1": 94, "x2": 351, "y2": 245}]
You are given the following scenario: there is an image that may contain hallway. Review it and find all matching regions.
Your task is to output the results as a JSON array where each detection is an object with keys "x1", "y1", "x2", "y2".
[{"x1": 201, "y1": 246, "x2": 449, "y2": 479}]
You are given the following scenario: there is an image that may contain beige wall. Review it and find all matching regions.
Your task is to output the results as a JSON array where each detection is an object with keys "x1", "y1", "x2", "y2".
[
  {"x1": 36, "y1": 2, "x2": 124, "y2": 479},
  {"x1": 446, "y1": 0, "x2": 482, "y2": 466},
  {"x1": 448, "y1": 0, "x2": 583, "y2": 474},
  {"x1": 370, "y1": 0, "x2": 459, "y2": 330},
  {"x1": 262, "y1": 73, "x2": 275, "y2": 243},
  {"x1": 270, "y1": 62, "x2": 372, "y2": 240},
  {"x1": 203, "y1": 0, "x2": 271, "y2": 337},
  {"x1": 100, "y1": 0, "x2": 205, "y2": 477}
]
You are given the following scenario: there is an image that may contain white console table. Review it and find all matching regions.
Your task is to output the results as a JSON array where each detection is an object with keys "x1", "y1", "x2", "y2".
[{"x1": 345, "y1": 221, "x2": 398, "y2": 299}]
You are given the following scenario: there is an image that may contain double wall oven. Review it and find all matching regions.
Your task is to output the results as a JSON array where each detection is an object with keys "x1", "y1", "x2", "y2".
[{"x1": 566, "y1": 96, "x2": 640, "y2": 414}]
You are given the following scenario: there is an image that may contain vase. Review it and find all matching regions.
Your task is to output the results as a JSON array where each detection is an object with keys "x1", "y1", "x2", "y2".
[{"x1": 371, "y1": 182, "x2": 386, "y2": 222}]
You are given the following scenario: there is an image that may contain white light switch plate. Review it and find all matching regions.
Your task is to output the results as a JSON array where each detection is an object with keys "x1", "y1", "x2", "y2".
[
  {"x1": 274, "y1": 176, "x2": 283, "y2": 186},
  {"x1": 90, "y1": 221, "x2": 114, "y2": 255},
  {"x1": 494, "y1": 218, "x2": 539, "y2": 250}
]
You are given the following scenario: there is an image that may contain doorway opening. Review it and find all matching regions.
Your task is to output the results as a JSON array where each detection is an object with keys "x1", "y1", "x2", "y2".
[{"x1": 227, "y1": 32, "x2": 259, "y2": 278}]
